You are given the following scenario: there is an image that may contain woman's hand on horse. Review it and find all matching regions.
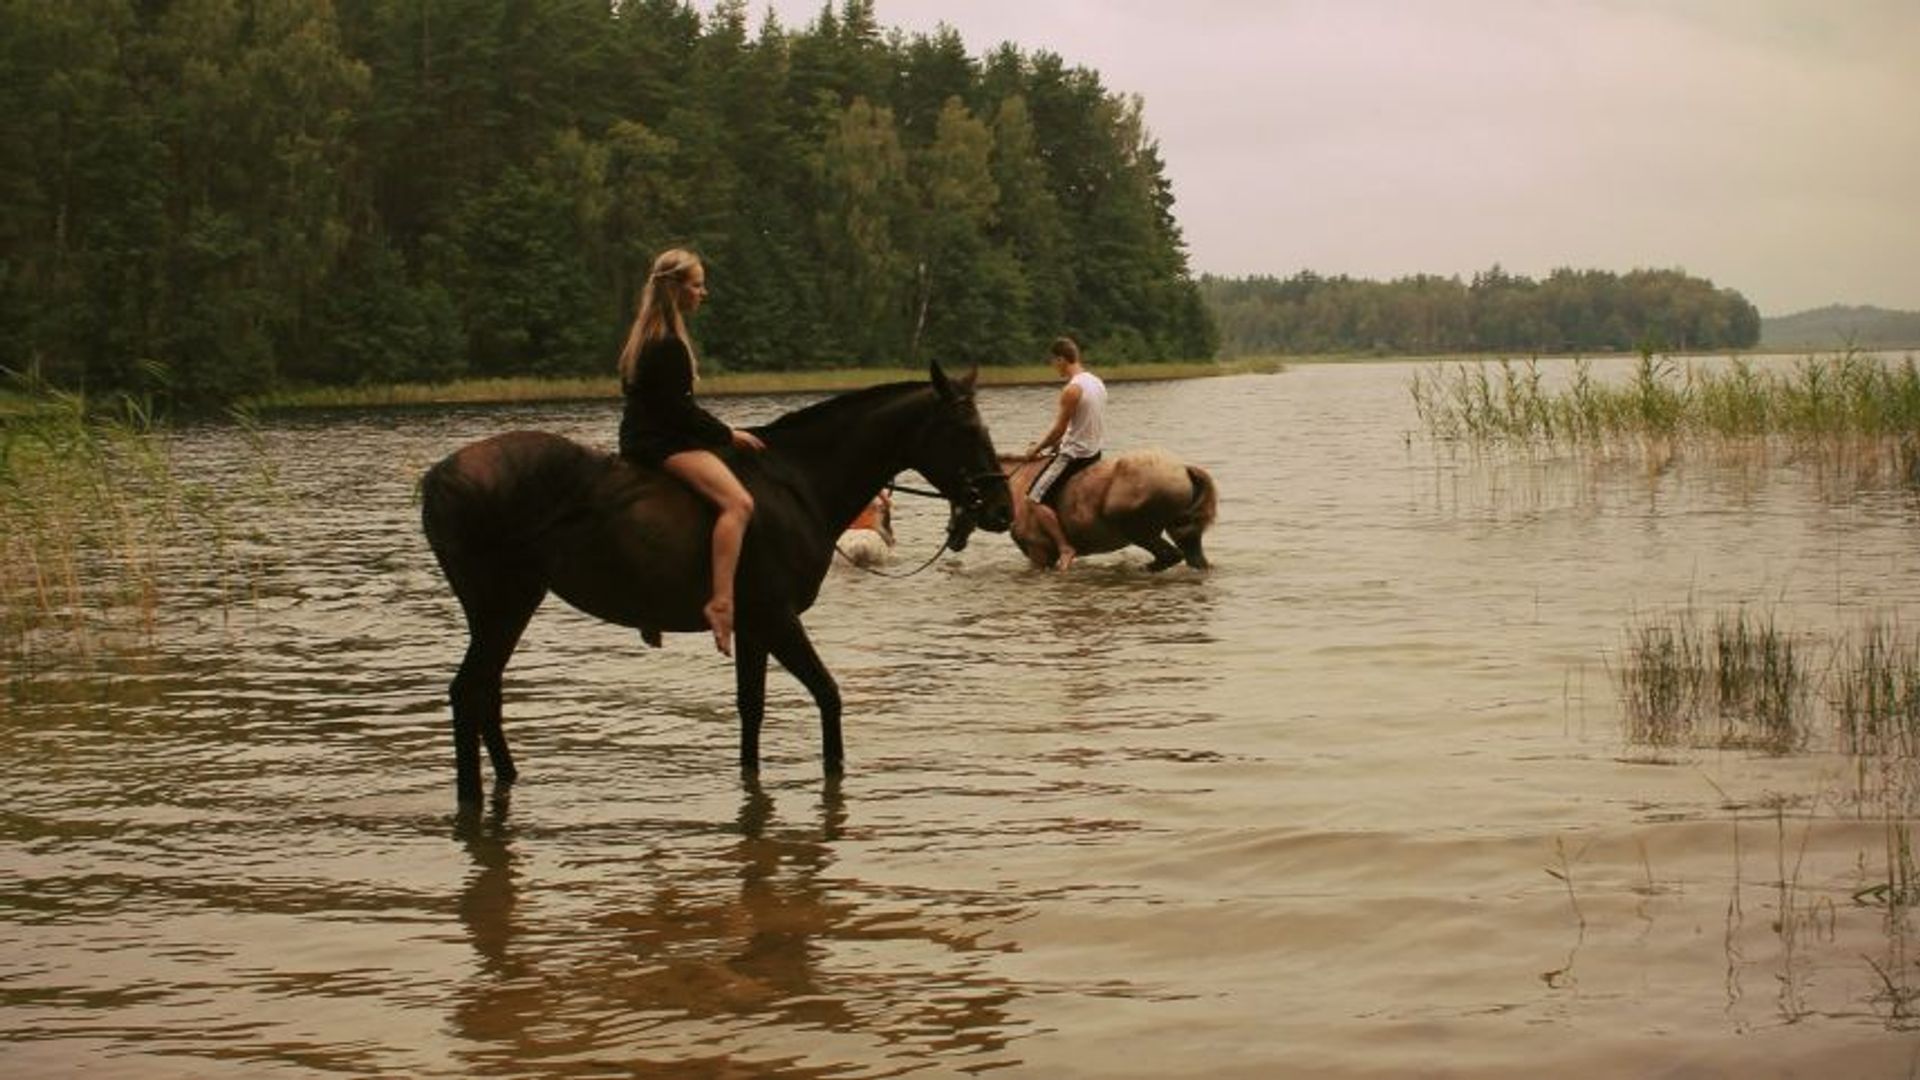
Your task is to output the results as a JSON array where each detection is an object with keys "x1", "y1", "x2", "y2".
[{"x1": 732, "y1": 429, "x2": 766, "y2": 452}]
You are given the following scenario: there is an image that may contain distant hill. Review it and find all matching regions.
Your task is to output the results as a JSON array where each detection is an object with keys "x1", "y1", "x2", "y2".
[{"x1": 1761, "y1": 305, "x2": 1920, "y2": 350}]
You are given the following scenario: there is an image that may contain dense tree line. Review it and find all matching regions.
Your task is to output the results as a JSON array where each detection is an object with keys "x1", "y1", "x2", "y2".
[
  {"x1": 1201, "y1": 266, "x2": 1761, "y2": 357},
  {"x1": 0, "y1": 0, "x2": 1215, "y2": 404}
]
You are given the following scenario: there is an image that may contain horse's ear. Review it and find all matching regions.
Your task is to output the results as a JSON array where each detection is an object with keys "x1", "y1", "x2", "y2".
[{"x1": 930, "y1": 359, "x2": 977, "y2": 400}]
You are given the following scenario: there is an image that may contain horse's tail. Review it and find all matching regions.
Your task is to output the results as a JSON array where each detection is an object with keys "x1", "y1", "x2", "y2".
[
  {"x1": 1168, "y1": 464, "x2": 1217, "y2": 569},
  {"x1": 1181, "y1": 465, "x2": 1218, "y2": 532}
]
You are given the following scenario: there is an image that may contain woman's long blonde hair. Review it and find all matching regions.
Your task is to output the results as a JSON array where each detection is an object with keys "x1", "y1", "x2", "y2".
[{"x1": 618, "y1": 248, "x2": 702, "y2": 384}]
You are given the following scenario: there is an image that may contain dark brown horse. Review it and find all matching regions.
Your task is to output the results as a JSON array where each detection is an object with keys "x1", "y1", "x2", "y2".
[
  {"x1": 951, "y1": 449, "x2": 1216, "y2": 571},
  {"x1": 421, "y1": 362, "x2": 1012, "y2": 804}
]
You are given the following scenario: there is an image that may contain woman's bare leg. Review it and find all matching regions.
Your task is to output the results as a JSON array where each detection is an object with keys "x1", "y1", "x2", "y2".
[{"x1": 664, "y1": 449, "x2": 755, "y2": 656}]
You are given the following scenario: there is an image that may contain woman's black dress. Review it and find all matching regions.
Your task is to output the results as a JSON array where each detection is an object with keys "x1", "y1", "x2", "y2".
[{"x1": 618, "y1": 335, "x2": 732, "y2": 466}]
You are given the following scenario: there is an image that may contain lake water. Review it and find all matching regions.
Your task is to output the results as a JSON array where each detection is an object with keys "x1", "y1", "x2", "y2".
[{"x1": 4, "y1": 358, "x2": 1918, "y2": 1077}]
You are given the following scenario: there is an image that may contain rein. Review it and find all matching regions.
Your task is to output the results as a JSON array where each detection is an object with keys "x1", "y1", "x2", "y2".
[
  {"x1": 885, "y1": 481, "x2": 944, "y2": 500},
  {"x1": 830, "y1": 473, "x2": 999, "y2": 579},
  {"x1": 833, "y1": 533, "x2": 952, "y2": 578}
]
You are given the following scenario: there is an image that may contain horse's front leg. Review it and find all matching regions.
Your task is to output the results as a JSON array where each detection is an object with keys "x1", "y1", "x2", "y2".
[
  {"x1": 765, "y1": 617, "x2": 844, "y2": 775},
  {"x1": 734, "y1": 632, "x2": 771, "y2": 775}
]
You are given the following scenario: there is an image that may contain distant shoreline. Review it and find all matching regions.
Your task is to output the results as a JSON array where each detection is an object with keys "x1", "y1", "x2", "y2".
[{"x1": 237, "y1": 358, "x2": 1288, "y2": 410}]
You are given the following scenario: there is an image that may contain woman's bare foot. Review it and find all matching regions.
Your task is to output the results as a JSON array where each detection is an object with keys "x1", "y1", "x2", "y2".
[
  {"x1": 704, "y1": 598, "x2": 735, "y2": 657},
  {"x1": 1053, "y1": 546, "x2": 1076, "y2": 572}
]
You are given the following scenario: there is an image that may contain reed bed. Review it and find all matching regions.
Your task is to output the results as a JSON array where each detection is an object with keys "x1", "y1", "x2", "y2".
[
  {"x1": 1615, "y1": 609, "x2": 1920, "y2": 919},
  {"x1": 0, "y1": 377, "x2": 237, "y2": 667},
  {"x1": 1412, "y1": 351, "x2": 1920, "y2": 485},
  {"x1": 1614, "y1": 607, "x2": 1920, "y2": 757},
  {"x1": 1614, "y1": 606, "x2": 1808, "y2": 753},
  {"x1": 1833, "y1": 620, "x2": 1920, "y2": 760}
]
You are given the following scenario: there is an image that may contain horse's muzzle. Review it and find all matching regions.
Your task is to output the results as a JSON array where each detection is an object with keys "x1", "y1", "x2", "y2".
[{"x1": 972, "y1": 501, "x2": 1012, "y2": 533}]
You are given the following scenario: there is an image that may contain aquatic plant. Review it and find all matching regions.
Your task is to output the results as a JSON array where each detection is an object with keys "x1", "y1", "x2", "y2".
[
  {"x1": 0, "y1": 370, "x2": 238, "y2": 665},
  {"x1": 1615, "y1": 608, "x2": 1707, "y2": 748},
  {"x1": 1411, "y1": 349, "x2": 1920, "y2": 485},
  {"x1": 1833, "y1": 619, "x2": 1920, "y2": 760},
  {"x1": 1614, "y1": 606, "x2": 1810, "y2": 754},
  {"x1": 1615, "y1": 608, "x2": 1920, "y2": 763}
]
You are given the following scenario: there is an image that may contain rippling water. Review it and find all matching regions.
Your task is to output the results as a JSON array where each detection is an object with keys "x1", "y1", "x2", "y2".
[{"x1": 5, "y1": 359, "x2": 1919, "y2": 1077}]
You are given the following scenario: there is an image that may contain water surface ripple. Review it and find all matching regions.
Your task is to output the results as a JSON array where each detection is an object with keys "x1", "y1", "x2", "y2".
[{"x1": 4, "y1": 359, "x2": 1918, "y2": 1077}]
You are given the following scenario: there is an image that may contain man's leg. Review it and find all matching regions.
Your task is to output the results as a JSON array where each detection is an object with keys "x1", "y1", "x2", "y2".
[{"x1": 1032, "y1": 502, "x2": 1075, "y2": 570}]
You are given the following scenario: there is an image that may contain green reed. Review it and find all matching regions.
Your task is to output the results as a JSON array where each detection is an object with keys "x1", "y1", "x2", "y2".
[
  {"x1": 0, "y1": 372, "x2": 228, "y2": 664},
  {"x1": 1411, "y1": 351, "x2": 1920, "y2": 481},
  {"x1": 1615, "y1": 606, "x2": 1805, "y2": 753},
  {"x1": 1616, "y1": 608, "x2": 1920, "y2": 759},
  {"x1": 1833, "y1": 619, "x2": 1920, "y2": 760},
  {"x1": 1616, "y1": 609, "x2": 1706, "y2": 748}
]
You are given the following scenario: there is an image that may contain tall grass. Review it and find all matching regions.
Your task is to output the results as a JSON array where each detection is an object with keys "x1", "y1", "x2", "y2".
[
  {"x1": 0, "y1": 373, "x2": 230, "y2": 665},
  {"x1": 1411, "y1": 351, "x2": 1920, "y2": 484},
  {"x1": 1615, "y1": 608, "x2": 1920, "y2": 936},
  {"x1": 1833, "y1": 619, "x2": 1920, "y2": 760},
  {"x1": 1614, "y1": 607, "x2": 1920, "y2": 757},
  {"x1": 1614, "y1": 606, "x2": 1806, "y2": 753}
]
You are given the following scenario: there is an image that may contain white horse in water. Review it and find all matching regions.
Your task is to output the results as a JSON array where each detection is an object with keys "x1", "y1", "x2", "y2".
[{"x1": 836, "y1": 491, "x2": 895, "y2": 567}]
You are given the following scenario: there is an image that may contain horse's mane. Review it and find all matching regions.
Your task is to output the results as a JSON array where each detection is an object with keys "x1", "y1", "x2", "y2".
[{"x1": 757, "y1": 379, "x2": 927, "y2": 436}]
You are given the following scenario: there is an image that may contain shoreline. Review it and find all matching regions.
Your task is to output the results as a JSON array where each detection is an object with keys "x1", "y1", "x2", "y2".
[{"x1": 237, "y1": 358, "x2": 1287, "y2": 411}]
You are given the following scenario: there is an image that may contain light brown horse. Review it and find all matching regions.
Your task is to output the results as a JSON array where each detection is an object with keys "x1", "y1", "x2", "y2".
[{"x1": 953, "y1": 449, "x2": 1217, "y2": 571}]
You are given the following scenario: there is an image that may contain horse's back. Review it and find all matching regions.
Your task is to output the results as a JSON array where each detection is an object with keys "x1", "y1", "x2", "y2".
[
  {"x1": 421, "y1": 431, "x2": 607, "y2": 557},
  {"x1": 1026, "y1": 448, "x2": 1215, "y2": 560},
  {"x1": 422, "y1": 431, "x2": 722, "y2": 628}
]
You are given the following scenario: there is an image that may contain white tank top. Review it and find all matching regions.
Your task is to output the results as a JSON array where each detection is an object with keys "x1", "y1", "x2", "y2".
[{"x1": 1061, "y1": 370, "x2": 1106, "y2": 458}]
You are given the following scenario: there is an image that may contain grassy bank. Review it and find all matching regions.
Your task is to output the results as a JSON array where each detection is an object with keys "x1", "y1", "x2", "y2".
[{"x1": 239, "y1": 357, "x2": 1285, "y2": 410}]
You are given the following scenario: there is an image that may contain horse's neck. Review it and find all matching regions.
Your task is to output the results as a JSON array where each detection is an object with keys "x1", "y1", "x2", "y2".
[{"x1": 773, "y1": 391, "x2": 927, "y2": 535}]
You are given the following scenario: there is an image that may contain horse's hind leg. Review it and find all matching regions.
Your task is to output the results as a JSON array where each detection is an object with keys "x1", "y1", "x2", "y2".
[
  {"x1": 446, "y1": 567, "x2": 545, "y2": 803},
  {"x1": 1131, "y1": 533, "x2": 1184, "y2": 572},
  {"x1": 1171, "y1": 529, "x2": 1209, "y2": 570}
]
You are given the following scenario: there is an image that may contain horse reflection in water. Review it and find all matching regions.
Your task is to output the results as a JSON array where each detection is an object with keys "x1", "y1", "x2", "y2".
[
  {"x1": 951, "y1": 450, "x2": 1217, "y2": 572},
  {"x1": 421, "y1": 362, "x2": 1012, "y2": 804},
  {"x1": 450, "y1": 782, "x2": 1029, "y2": 1071}
]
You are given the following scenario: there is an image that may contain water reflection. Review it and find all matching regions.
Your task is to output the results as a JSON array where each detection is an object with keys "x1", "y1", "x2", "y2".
[
  {"x1": 448, "y1": 779, "x2": 1029, "y2": 1074},
  {"x1": 12, "y1": 370, "x2": 1920, "y2": 1075}
]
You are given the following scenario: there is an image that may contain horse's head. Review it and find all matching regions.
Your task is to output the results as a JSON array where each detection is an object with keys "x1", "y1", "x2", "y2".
[{"x1": 914, "y1": 360, "x2": 1013, "y2": 534}]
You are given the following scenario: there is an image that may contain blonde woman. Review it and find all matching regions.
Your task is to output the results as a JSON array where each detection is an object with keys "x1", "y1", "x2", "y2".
[{"x1": 617, "y1": 249, "x2": 764, "y2": 656}]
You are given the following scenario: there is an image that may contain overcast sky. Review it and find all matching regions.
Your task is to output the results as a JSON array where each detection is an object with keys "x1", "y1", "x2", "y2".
[{"x1": 720, "y1": 0, "x2": 1918, "y2": 316}]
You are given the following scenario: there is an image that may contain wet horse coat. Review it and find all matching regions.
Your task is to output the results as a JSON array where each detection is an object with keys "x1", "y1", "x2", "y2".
[
  {"x1": 420, "y1": 363, "x2": 1012, "y2": 803},
  {"x1": 990, "y1": 449, "x2": 1216, "y2": 571}
]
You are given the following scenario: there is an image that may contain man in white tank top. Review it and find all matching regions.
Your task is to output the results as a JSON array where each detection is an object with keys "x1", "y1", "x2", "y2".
[{"x1": 1022, "y1": 336, "x2": 1107, "y2": 571}]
